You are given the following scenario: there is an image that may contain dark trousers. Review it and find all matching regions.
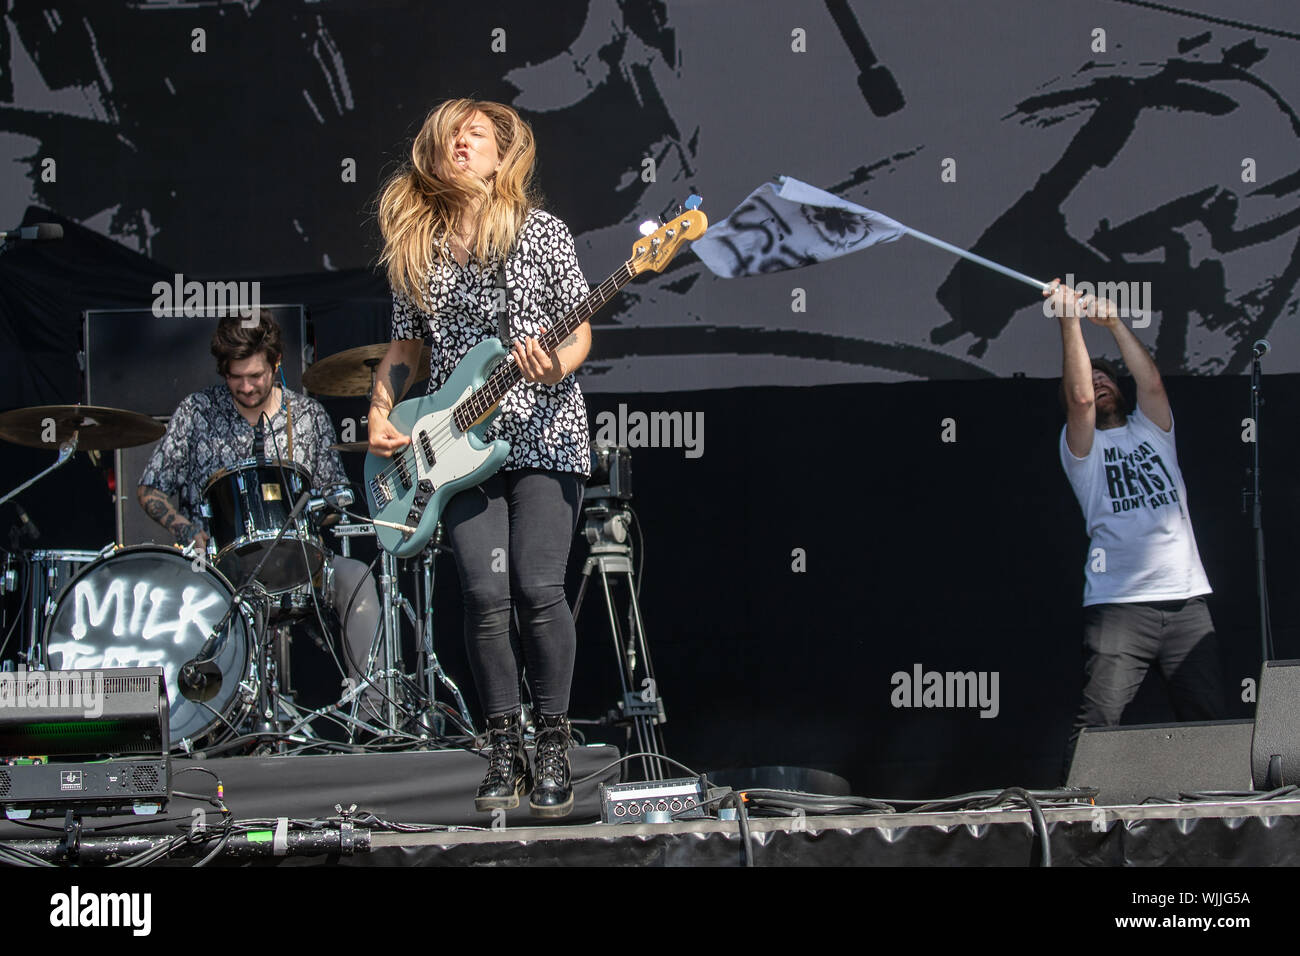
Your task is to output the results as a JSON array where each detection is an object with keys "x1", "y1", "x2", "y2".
[
  {"x1": 1062, "y1": 596, "x2": 1224, "y2": 780},
  {"x1": 442, "y1": 468, "x2": 584, "y2": 718}
]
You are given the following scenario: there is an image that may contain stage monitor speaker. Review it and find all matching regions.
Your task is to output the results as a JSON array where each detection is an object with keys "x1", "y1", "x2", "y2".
[
  {"x1": 1067, "y1": 719, "x2": 1254, "y2": 805},
  {"x1": 1251, "y1": 659, "x2": 1300, "y2": 789}
]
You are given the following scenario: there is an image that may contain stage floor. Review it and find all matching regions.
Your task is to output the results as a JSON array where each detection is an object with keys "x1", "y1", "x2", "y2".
[
  {"x1": 350, "y1": 796, "x2": 1300, "y2": 866},
  {"x1": 3, "y1": 746, "x2": 1298, "y2": 865}
]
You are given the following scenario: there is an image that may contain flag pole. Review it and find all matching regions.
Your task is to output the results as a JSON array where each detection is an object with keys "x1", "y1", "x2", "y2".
[{"x1": 898, "y1": 225, "x2": 1049, "y2": 292}]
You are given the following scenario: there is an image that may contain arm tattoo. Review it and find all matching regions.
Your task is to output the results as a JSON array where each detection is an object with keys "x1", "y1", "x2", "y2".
[
  {"x1": 139, "y1": 486, "x2": 194, "y2": 543},
  {"x1": 387, "y1": 362, "x2": 410, "y2": 405},
  {"x1": 559, "y1": 332, "x2": 578, "y2": 350}
]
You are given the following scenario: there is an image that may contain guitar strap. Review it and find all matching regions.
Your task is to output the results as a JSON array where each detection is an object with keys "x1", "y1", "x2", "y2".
[{"x1": 494, "y1": 258, "x2": 510, "y2": 347}]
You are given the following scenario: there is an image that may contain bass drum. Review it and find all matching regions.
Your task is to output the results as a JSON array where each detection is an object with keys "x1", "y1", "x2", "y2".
[{"x1": 42, "y1": 545, "x2": 256, "y2": 752}]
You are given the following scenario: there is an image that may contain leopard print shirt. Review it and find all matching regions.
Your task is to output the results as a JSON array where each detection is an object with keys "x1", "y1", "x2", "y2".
[{"x1": 390, "y1": 209, "x2": 592, "y2": 476}]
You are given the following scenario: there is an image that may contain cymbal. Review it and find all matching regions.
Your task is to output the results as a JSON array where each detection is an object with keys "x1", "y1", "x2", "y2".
[
  {"x1": 330, "y1": 442, "x2": 369, "y2": 454},
  {"x1": 304, "y1": 344, "x2": 431, "y2": 397},
  {"x1": 0, "y1": 404, "x2": 165, "y2": 450}
]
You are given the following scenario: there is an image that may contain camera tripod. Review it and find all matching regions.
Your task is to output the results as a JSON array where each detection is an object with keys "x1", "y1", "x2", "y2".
[{"x1": 572, "y1": 498, "x2": 667, "y2": 780}]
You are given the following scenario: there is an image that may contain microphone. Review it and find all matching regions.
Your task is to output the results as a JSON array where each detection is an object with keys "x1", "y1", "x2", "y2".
[
  {"x1": 179, "y1": 603, "x2": 238, "y2": 702},
  {"x1": 1252, "y1": 339, "x2": 1271, "y2": 358},
  {"x1": 0, "y1": 223, "x2": 63, "y2": 241},
  {"x1": 13, "y1": 503, "x2": 40, "y2": 541},
  {"x1": 178, "y1": 654, "x2": 223, "y2": 702},
  {"x1": 253, "y1": 416, "x2": 267, "y2": 464}
]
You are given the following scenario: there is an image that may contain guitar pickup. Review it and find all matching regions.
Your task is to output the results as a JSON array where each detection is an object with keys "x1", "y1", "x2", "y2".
[
  {"x1": 393, "y1": 453, "x2": 414, "y2": 491},
  {"x1": 418, "y1": 430, "x2": 436, "y2": 469}
]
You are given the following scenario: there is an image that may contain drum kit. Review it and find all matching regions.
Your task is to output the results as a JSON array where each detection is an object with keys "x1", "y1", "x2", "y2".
[{"x1": 0, "y1": 343, "x2": 473, "y2": 756}]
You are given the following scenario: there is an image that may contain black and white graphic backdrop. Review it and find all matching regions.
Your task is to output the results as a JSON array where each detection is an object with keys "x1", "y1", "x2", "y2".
[{"x1": 2, "y1": 0, "x2": 1297, "y2": 390}]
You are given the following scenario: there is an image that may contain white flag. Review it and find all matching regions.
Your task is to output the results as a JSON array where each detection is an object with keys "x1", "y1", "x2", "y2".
[{"x1": 693, "y1": 176, "x2": 907, "y2": 278}]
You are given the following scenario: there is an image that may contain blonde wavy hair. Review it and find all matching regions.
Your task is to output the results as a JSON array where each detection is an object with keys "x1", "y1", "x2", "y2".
[{"x1": 377, "y1": 99, "x2": 537, "y2": 305}]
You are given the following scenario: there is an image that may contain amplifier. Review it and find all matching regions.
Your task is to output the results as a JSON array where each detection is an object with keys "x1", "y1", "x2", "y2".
[
  {"x1": 599, "y1": 776, "x2": 707, "y2": 823},
  {"x1": 0, "y1": 667, "x2": 168, "y2": 758},
  {"x1": 0, "y1": 757, "x2": 170, "y2": 819}
]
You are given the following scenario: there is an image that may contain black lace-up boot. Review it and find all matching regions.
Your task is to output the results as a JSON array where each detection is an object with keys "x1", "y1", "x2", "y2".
[
  {"x1": 529, "y1": 713, "x2": 574, "y2": 818},
  {"x1": 474, "y1": 711, "x2": 532, "y2": 812}
]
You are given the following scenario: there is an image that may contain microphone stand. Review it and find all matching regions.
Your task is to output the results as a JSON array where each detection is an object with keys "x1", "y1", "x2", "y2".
[
  {"x1": 1246, "y1": 350, "x2": 1273, "y2": 663},
  {"x1": 0, "y1": 437, "x2": 78, "y2": 507}
]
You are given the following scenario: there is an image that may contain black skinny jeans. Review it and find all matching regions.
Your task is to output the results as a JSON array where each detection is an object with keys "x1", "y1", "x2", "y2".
[
  {"x1": 1062, "y1": 596, "x2": 1224, "y2": 781},
  {"x1": 442, "y1": 468, "x2": 584, "y2": 717}
]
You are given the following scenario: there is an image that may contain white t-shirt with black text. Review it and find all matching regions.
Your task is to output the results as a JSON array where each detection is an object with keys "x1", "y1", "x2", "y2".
[{"x1": 1059, "y1": 407, "x2": 1211, "y2": 606}]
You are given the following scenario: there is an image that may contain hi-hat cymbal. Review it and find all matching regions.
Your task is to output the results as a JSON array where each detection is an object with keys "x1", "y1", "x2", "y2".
[
  {"x1": 304, "y1": 344, "x2": 431, "y2": 397},
  {"x1": 0, "y1": 404, "x2": 165, "y2": 450}
]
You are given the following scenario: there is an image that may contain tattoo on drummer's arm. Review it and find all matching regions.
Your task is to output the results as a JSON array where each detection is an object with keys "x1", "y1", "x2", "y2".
[{"x1": 139, "y1": 486, "x2": 188, "y2": 538}]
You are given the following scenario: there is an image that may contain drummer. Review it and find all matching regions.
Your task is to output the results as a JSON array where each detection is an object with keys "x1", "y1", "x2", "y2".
[{"x1": 137, "y1": 310, "x2": 383, "y2": 713}]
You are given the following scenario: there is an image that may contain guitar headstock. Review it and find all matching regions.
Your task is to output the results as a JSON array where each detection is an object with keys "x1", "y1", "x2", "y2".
[{"x1": 628, "y1": 207, "x2": 709, "y2": 276}]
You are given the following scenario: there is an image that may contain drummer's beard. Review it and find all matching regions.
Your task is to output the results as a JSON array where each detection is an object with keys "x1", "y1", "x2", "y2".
[{"x1": 230, "y1": 381, "x2": 273, "y2": 410}]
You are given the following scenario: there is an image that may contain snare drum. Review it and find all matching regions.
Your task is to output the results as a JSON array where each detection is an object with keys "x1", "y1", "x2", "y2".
[
  {"x1": 203, "y1": 460, "x2": 326, "y2": 593},
  {"x1": 42, "y1": 545, "x2": 256, "y2": 752}
]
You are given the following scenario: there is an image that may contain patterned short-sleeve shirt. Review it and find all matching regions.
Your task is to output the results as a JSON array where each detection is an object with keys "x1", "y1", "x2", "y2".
[
  {"x1": 139, "y1": 384, "x2": 348, "y2": 531},
  {"x1": 390, "y1": 208, "x2": 591, "y2": 476}
]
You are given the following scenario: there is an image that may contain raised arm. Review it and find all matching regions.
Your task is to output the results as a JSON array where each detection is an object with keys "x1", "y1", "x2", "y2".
[
  {"x1": 1056, "y1": 279, "x2": 1171, "y2": 431},
  {"x1": 1047, "y1": 279, "x2": 1096, "y2": 458},
  {"x1": 1107, "y1": 317, "x2": 1170, "y2": 431}
]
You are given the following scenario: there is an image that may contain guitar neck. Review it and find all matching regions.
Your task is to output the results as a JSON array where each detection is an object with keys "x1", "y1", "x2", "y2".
[{"x1": 454, "y1": 260, "x2": 635, "y2": 427}]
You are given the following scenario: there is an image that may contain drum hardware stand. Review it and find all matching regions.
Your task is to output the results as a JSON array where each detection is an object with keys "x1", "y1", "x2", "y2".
[
  {"x1": 410, "y1": 526, "x2": 475, "y2": 739},
  {"x1": 252, "y1": 624, "x2": 329, "y2": 748},
  {"x1": 324, "y1": 513, "x2": 466, "y2": 742},
  {"x1": 377, "y1": 548, "x2": 405, "y2": 733},
  {"x1": 281, "y1": 677, "x2": 395, "y2": 741},
  {"x1": 572, "y1": 498, "x2": 667, "y2": 782}
]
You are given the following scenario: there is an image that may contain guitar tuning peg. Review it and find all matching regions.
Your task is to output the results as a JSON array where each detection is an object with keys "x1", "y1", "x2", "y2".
[
  {"x1": 638, "y1": 220, "x2": 658, "y2": 237},
  {"x1": 684, "y1": 194, "x2": 703, "y2": 211}
]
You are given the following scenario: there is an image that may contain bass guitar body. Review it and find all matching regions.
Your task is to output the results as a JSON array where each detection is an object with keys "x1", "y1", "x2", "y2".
[{"x1": 364, "y1": 339, "x2": 511, "y2": 557}]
